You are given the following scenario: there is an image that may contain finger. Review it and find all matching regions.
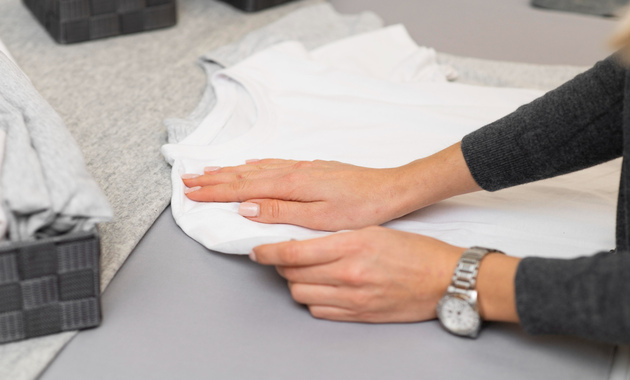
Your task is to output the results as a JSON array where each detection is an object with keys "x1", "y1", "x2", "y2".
[
  {"x1": 217, "y1": 158, "x2": 297, "y2": 172},
  {"x1": 243, "y1": 158, "x2": 296, "y2": 166},
  {"x1": 288, "y1": 284, "x2": 386, "y2": 322},
  {"x1": 239, "y1": 199, "x2": 334, "y2": 231},
  {"x1": 202, "y1": 159, "x2": 297, "y2": 176},
  {"x1": 182, "y1": 172, "x2": 241, "y2": 188},
  {"x1": 277, "y1": 264, "x2": 344, "y2": 286},
  {"x1": 308, "y1": 305, "x2": 358, "y2": 322},
  {"x1": 288, "y1": 283, "x2": 349, "y2": 308},
  {"x1": 184, "y1": 178, "x2": 293, "y2": 202},
  {"x1": 252, "y1": 236, "x2": 344, "y2": 266},
  {"x1": 204, "y1": 159, "x2": 297, "y2": 174},
  {"x1": 183, "y1": 166, "x2": 286, "y2": 188},
  {"x1": 182, "y1": 161, "x2": 305, "y2": 189}
]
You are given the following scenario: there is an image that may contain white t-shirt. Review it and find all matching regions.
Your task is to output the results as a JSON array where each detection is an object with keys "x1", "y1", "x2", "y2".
[{"x1": 162, "y1": 25, "x2": 619, "y2": 258}]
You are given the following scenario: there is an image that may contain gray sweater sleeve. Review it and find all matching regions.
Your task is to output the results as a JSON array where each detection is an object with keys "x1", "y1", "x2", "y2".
[
  {"x1": 516, "y1": 252, "x2": 630, "y2": 344},
  {"x1": 461, "y1": 54, "x2": 630, "y2": 344},
  {"x1": 462, "y1": 54, "x2": 624, "y2": 190}
]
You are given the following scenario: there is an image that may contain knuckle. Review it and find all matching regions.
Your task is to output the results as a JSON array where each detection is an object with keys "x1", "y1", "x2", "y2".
[
  {"x1": 282, "y1": 171, "x2": 302, "y2": 184},
  {"x1": 338, "y1": 237, "x2": 365, "y2": 256},
  {"x1": 229, "y1": 179, "x2": 249, "y2": 194},
  {"x1": 292, "y1": 161, "x2": 312, "y2": 170},
  {"x1": 262, "y1": 199, "x2": 283, "y2": 220},
  {"x1": 236, "y1": 170, "x2": 254, "y2": 180},
  {"x1": 289, "y1": 284, "x2": 305, "y2": 303},
  {"x1": 351, "y1": 290, "x2": 373, "y2": 311},
  {"x1": 308, "y1": 306, "x2": 327, "y2": 319},
  {"x1": 275, "y1": 266, "x2": 286, "y2": 278},
  {"x1": 279, "y1": 266, "x2": 296, "y2": 281},
  {"x1": 341, "y1": 265, "x2": 366, "y2": 286},
  {"x1": 356, "y1": 312, "x2": 379, "y2": 323},
  {"x1": 279, "y1": 244, "x2": 301, "y2": 265}
]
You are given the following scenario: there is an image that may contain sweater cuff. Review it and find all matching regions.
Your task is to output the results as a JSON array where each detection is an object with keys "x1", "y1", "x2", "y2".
[
  {"x1": 462, "y1": 120, "x2": 539, "y2": 192},
  {"x1": 515, "y1": 252, "x2": 630, "y2": 344}
]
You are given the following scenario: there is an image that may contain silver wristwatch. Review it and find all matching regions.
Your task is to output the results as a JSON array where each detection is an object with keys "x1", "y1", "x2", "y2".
[{"x1": 436, "y1": 246, "x2": 504, "y2": 338}]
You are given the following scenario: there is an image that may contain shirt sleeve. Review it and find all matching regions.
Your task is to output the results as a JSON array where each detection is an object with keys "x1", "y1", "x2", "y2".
[
  {"x1": 461, "y1": 54, "x2": 630, "y2": 344},
  {"x1": 516, "y1": 252, "x2": 630, "y2": 344},
  {"x1": 461, "y1": 54, "x2": 625, "y2": 192}
]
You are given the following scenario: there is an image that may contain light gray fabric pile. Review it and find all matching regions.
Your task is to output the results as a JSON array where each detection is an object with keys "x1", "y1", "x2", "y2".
[
  {"x1": 0, "y1": 53, "x2": 112, "y2": 241},
  {"x1": 0, "y1": 0, "x2": 590, "y2": 378},
  {"x1": 436, "y1": 53, "x2": 587, "y2": 91}
]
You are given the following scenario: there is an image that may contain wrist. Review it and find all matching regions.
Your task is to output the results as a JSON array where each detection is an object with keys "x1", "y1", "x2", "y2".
[
  {"x1": 476, "y1": 253, "x2": 521, "y2": 323},
  {"x1": 395, "y1": 142, "x2": 482, "y2": 215}
]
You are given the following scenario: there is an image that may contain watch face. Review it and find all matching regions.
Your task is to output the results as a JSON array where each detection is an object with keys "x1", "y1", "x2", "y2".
[{"x1": 437, "y1": 296, "x2": 480, "y2": 337}]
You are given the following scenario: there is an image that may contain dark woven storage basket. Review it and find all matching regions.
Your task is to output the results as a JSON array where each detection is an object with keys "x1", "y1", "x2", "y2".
[
  {"x1": 23, "y1": 0, "x2": 177, "y2": 44},
  {"x1": 0, "y1": 230, "x2": 101, "y2": 344},
  {"x1": 220, "y1": 0, "x2": 294, "y2": 12}
]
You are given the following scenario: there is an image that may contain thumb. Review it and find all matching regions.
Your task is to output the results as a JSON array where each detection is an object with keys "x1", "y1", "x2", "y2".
[{"x1": 238, "y1": 199, "x2": 324, "y2": 229}]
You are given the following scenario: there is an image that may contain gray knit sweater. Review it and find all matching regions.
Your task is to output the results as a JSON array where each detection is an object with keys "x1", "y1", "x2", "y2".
[{"x1": 461, "y1": 54, "x2": 630, "y2": 344}]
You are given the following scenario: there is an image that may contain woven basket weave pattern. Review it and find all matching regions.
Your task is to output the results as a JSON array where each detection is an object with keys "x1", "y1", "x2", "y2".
[
  {"x1": 0, "y1": 232, "x2": 101, "y2": 344},
  {"x1": 23, "y1": 0, "x2": 177, "y2": 43}
]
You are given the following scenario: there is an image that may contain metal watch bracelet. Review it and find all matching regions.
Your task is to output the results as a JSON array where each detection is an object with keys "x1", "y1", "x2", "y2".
[{"x1": 447, "y1": 246, "x2": 505, "y2": 296}]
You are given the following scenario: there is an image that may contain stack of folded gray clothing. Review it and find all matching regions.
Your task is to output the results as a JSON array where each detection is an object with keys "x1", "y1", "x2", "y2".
[{"x1": 0, "y1": 51, "x2": 112, "y2": 243}]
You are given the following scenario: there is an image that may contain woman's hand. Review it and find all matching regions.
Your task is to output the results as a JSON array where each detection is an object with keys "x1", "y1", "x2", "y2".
[
  {"x1": 183, "y1": 159, "x2": 421, "y2": 230},
  {"x1": 251, "y1": 226, "x2": 466, "y2": 323},
  {"x1": 182, "y1": 143, "x2": 481, "y2": 231},
  {"x1": 252, "y1": 226, "x2": 521, "y2": 323}
]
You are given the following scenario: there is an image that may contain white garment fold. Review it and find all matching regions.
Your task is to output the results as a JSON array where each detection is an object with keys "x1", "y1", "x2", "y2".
[
  {"x1": 0, "y1": 38, "x2": 15, "y2": 65},
  {"x1": 162, "y1": 25, "x2": 618, "y2": 259}
]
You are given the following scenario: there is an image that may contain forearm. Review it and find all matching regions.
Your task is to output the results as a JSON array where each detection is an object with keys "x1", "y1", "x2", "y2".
[
  {"x1": 395, "y1": 142, "x2": 482, "y2": 216},
  {"x1": 398, "y1": 145, "x2": 522, "y2": 324}
]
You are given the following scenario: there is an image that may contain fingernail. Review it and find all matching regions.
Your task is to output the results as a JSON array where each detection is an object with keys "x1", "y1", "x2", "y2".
[
  {"x1": 238, "y1": 202, "x2": 260, "y2": 217},
  {"x1": 246, "y1": 159, "x2": 260, "y2": 164},
  {"x1": 184, "y1": 186, "x2": 201, "y2": 194},
  {"x1": 204, "y1": 166, "x2": 220, "y2": 172},
  {"x1": 181, "y1": 173, "x2": 200, "y2": 179},
  {"x1": 249, "y1": 250, "x2": 257, "y2": 262}
]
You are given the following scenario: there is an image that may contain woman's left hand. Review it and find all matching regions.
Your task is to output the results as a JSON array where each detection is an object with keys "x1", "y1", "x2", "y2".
[{"x1": 250, "y1": 226, "x2": 465, "y2": 323}]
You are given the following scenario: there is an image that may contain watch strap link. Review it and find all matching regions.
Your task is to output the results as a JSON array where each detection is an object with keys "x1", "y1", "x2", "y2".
[{"x1": 448, "y1": 246, "x2": 504, "y2": 296}]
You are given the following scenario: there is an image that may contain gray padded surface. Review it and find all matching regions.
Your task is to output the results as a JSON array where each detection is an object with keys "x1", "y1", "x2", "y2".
[
  {"x1": 41, "y1": 0, "x2": 622, "y2": 379},
  {"x1": 41, "y1": 208, "x2": 614, "y2": 380}
]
